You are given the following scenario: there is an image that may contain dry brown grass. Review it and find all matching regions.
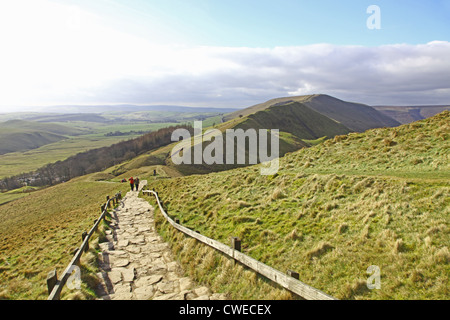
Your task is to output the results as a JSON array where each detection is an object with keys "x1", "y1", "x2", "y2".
[{"x1": 0, "y1": 176, "x2": 128, "y2": 299}]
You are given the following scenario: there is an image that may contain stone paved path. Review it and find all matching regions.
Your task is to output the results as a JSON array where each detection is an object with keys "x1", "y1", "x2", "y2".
[{"x1": 96, "y1": 181, "x2": 227, "y2": 300}]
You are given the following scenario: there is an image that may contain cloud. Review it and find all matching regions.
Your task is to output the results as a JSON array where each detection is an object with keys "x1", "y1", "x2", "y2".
[
  {"x1": 89, "y1": 41, "x2": 450, "y2": 107},
  {"x1": 0, "y1": 0, "x2": 449, "y2": 109}
]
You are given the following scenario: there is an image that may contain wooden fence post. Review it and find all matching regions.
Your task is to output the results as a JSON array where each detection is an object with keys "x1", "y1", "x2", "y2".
[
  {"x1": 287, "y1": 270, "x2": 300, "y2": 280},
  {"x1": 231, "y1": 237, "x2": 241, "y2": 252},
  {"x1": 106, "y1": 196, "x2": 111, "y2": 208},
  {"x1": 82, "y1": 231, "x2": 89, "y2": 252},
  {"x1": 47, "y1": 269, "x2": 58, "y2": 295},
  {"x1": 231, "y1": 237, "x2": 241, "y2": 265}
]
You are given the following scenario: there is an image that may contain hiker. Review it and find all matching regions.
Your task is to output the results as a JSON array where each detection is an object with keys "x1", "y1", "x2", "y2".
[
  {"x1": 128, "y1": 177, "x2": 134, "y2": 191},
  {"x1": 134, "y1": 177, "x2": 140, "y2": 191}
]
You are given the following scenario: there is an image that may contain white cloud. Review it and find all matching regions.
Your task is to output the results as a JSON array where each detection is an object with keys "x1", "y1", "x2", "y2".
[{"x1": 0, "y1": 1, "x2": 449, "y2": 109}]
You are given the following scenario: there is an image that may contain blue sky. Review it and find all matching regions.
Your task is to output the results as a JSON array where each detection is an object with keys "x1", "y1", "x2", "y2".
[
  {"x1": 0, "y1": 0, "x2": 449, "y2": 110},
  {"x1": 65, "y1": 0, "x2": 450, "y2": 47}
]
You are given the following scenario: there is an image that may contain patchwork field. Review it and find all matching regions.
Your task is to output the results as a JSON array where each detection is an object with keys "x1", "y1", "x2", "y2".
[{"x1": 0, "y1": 108, "x2": 227, "y2": 179}]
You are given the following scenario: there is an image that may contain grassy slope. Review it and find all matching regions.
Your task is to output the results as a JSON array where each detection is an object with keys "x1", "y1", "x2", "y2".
[
  {"x1": 223, "y1": 95, "x2": 315, "y2": 122},
  {"x1": 0, "y1": 175, "x2": 129, "y2": 300},
  {"x1": 0, "y1": 131, "x2": 68, "y2": 155},
  {"x1": 236, "y1": 101, "x2": 350, "y2": 140},
  {"x1": 224, "y1": 94, "x2": 400, "y2": 132},
  {"x1": 301, "y1": 94, "x2": 400, "y2": 131},
  {"x1": 0, "y1": 120, "x2": 88, "y2": 155},
  {"x1": 0, "y1": 186, "x2": 41, "y2": 206},
  {"x1": 142, "y1": 111, "x2": 449, "y2": 300},
  {"x1": 0, "y1": 119, "x2": 86, "y2": 136},
  {"x1": 163, "y1": 101, "x2": 350, "y2": 176}
]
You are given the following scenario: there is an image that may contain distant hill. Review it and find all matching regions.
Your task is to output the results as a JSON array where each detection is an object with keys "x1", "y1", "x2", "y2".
[
  {"x1": 162, "y1": 94, "x2": 419, "y2": 176},
  {"x1": 0, "y1": 120, "x2": 86, "y2": 155},
  {"x1": 26, "y1": 113, "x2": 108, "y2": 123},
  {"x1": 0, "y1": 105, "x2": 238, "y2": 123},
  {"x1": 235, "y1": 101, "x2": 350, "y2": 141},
  {"x1": 225, "y1": 94, "x2": 401, "y2": 132},
  {"x1": 166, "y1": 99, "x2": 352, "y2": 175},
  {"x1": 30, "y1": 104, "x2": 239, "y2": 114},
  {"x1": 373, "y1": 105, "x2": 449, "y2": 124}
]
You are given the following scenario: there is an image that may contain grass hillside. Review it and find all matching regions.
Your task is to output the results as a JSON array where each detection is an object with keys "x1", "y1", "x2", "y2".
[
  {"x1": 236, "y1": 101, "x2": 350, "y2": 141},
  {"x1": 0, "y1": 120, "x2": 86, "y2": 155},
  {"x1": 164, "y1": 100, "x2": 350, "y2": 176},
  {"x1": 0, "y1": 119, "x2": 86, "y2": 136},
  {"x1": 0, "y1": 175, "x2": 129, "y2": 299},
  {"x1": 224, "y1": 94, "x2": 401, "y2": 132},
  {"x1": 142, "y1": 111, "x2": 449, "y2": 300},
  {"x1": 0, "y1": 131, "x2": 67, "y2": 155}
]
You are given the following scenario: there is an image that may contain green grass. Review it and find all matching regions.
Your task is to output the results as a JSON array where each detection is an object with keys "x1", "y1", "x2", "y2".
[
  {"x1": 0, "y1": 175, "x2": 129, "y2": 300},
  {"x1": 0, "y1": 120, "x2": 88, "y2": 155},
  {"x1": 0, "y1": 193, "x2": 29, "y2": 206},
  {"x1": 141, "y1": 111, "x2": 450, "y2": 300},
  {"x1": 302, "y1": 136, "x2": 328, "y2": 146},
  {"x1": 283, "y1": 113, "x2": 449, "y2": 180},
  {"x1": 0, "y1": 186, "x2": 41, "y2": 205}
]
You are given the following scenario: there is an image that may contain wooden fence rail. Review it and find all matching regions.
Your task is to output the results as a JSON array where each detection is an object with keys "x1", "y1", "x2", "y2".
[
  {"x1": 142, "y1": 189, "x2": 337, "y2": 300},
  {"x1": 46, "y1": 192, "x2": 122, "y2": 300}
]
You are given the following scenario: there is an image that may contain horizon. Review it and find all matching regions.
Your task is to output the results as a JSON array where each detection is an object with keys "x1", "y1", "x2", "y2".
[
  {"x1": 0, "y1": 0, "x2": 449, "y2": 111},
  {"x1": 1, "y1": 93, "x2": 450, "y2": 114}
]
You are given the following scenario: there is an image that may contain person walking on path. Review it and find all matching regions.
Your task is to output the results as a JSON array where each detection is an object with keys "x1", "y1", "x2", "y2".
[
  {"x1": 134, "y1": 177, "x2": 140, "y2": 191},
  {"x1": 128, "y1": 177, "x2": 134, "y2": 191}
]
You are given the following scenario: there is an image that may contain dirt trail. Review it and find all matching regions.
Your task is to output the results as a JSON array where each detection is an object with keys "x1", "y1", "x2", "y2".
[{"x1": 96, "y1": 180, "x2": 226, "y2": 300}]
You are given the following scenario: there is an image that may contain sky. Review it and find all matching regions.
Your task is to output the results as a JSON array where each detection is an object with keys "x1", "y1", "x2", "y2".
[{"x1": 0, "y1": 0, "x2": 449, "y2": 112}]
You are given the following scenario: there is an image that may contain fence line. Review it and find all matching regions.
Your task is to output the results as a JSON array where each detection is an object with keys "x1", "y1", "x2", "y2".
[
  {"x1": 142, "y1": 189, "x2": 337, "y2": 300},
  {"x1": 46, "y1": 192, "x2": 122, "y2": 300}
]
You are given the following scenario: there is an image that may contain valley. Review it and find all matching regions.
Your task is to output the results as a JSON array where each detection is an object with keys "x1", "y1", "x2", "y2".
[{"x1": 0, "y1": 106, "x2": 231, "y2": 181}]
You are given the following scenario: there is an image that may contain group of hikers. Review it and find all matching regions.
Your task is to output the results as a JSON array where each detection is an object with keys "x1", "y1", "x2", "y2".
[
  {"x1": 128, "y1": 176, "x2": 140, "y2": 191},
  {"x1": 122, "y1": 170, "x2": 158, "y2": 191}
]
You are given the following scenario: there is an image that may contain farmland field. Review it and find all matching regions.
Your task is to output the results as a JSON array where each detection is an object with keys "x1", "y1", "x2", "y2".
[{"x1": 0, "y1": 109, "x2": 227, "y2": 179}]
